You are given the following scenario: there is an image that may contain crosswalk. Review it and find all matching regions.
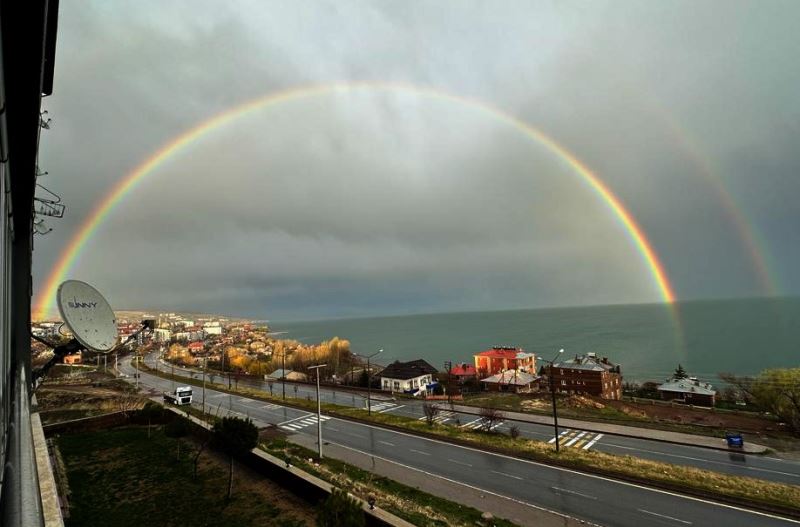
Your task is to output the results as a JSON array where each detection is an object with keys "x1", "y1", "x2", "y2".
[
  {"x1": 417, "y1": 411, "x2": 456, "y2": 424},
  {"x1": 261, "y1": 403, "x2": 281, "y2": 410},
  {"x1": 548, "y1": 429, "x2": 604, "y2": 450},
  {"x1": 279, "y1": 414, "x2": 331, "y2": 432},
  {"x1": 460, "y1": 417, "x2": 504, "y2": 431},
  {"x1": 366, "y1": 401, "x2": 405, "y2": 414}
]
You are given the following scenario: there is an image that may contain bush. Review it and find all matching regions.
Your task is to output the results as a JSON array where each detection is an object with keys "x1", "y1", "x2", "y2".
[
  {"x1": 508, "y1": 425, "x2": 520, "y2": 439},
  {"x1": 316, "y1": 488, "x2": 364, "y2": 527}
]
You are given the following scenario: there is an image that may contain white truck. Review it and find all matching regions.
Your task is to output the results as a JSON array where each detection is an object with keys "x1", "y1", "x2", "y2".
[{"x1": 163, "y1": 386, "x2": 193, "y2": 406}]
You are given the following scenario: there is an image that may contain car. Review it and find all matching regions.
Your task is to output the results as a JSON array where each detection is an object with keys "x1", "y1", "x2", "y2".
[{"x1": 119, "y1": 373, "x2": 130, "y2": 378}]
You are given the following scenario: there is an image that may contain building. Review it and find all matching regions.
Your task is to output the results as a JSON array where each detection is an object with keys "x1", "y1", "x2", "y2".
[
  {"x1": 380, "y1": 359, "x2": 438, "y2": 396},
  {"x1": 203, "y1": 321, "x2": 222, "y2": 336},
  {"x1": 480, "y1": 370, "x2": 538, "y2": 393},
  {"x1": 546, "y1": 352, "x2": 622, "y2": 400},
  {"x1": 474, "y1": 346, "x2": 535, "y2": 376},
  {"x1": 152, "y1": 328, "x2": 171, "y2": 342},
  {"x1": 62, "y1": 352, "x2": 82, "y2": 365},
  {"x1": 658, "y1": 377, "x2": 716, "y2": 406},
  {"x1": 448, "y1": 363, "x2": 478, "y2": 384},
  {"x1": 187, "y1": 341, "x2": 204, "y2": 354}
]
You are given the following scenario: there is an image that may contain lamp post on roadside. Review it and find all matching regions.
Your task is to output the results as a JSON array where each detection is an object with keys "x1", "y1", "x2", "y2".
[
  {"x1": 356, "y1": 349, "x2": 383, "y2": 415},
  {"x1": 308, "y1": 363, "x2": 327, "y2": 459},
  {"x1": 540, "y1": 349, "x2": 564, "y2": 452},
  {"x1": 281, "y1": 350, "x2": 286, "y2": 401}
]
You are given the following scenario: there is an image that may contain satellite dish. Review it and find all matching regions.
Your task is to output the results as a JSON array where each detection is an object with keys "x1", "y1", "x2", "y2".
[{"x1": 56, "y1": 280, "x2": 118, "y2": 352}]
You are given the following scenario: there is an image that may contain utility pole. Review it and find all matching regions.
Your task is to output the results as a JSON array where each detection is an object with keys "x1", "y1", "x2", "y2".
[
  {"x1": 308, "y1": 364, "x2": 327, "y2": 459},
  {"x1": 282, "y1": 351, "x2": 286, "y2": 401},
  {"x1": 202, "y1": 358, "x2": 207, "y2": 417},
  {"x1": 357, "y1": 349, "x2": 383, "y2": 416},
  {"x1": 135, "y1": 351, "x2": 139, "y2": 389},
  {"x1": 543, "y1": 349, "x2": 565, "y2": 452}
]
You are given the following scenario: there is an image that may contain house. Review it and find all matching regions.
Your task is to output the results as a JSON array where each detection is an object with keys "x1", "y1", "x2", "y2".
[
  {"x1": 152, "y1": 328, "x2": 171, "y2": 342},
  {"x1": 474, "y1": 346, "x2": 536, "y2": 376},
  {"x1": 545, "y1": 352, "x2": 622, "y2": 400},
  {"x1": 448, "y1": 363, "x2": 478, "y2": 383},
  {"x1": 187, "y1": 341, "x2": 204, "y2": 354},
  {"x1": 658, "y1": 377, "x2": 716, "y2": 406},
  {"x1": 379, "y1": 359, "x2": 438, "y2": 396},
  {"x1": 62, "y1": 352, "x2": 82, "y2": 365},
  {"x1": 480, "y1": 370, "x2": 538, "y2": 393},
  {"x1": 203, "y1": 321, "x2": 223, "y2": 336},
  {"x1": 266, "y1": 368, "x2": 307, "y2": 382}
]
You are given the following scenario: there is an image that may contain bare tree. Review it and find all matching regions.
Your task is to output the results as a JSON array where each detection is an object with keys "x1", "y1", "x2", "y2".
[
  {"x1": 116, "y1": 393, "x2": 142, "y2": 419},
  {"x1": 479, "y1": 406, "x2": 504, "y2": 432},
  {"x1": 422, "y1": 402, "x2": 440, "y2": 426}
]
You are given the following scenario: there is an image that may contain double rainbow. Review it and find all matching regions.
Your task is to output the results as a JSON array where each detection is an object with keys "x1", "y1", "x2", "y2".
[{"x1": 32, "y1": 81, "x2": 676, "y2": 320}]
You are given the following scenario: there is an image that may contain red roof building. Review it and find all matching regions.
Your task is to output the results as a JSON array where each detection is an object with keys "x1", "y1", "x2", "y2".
[
  {"x1": 474, "y1": 346, "x2": 536, "y2": 376},
  {"x1": 448, "y1": 363, "x2": 477, "y2": 382},
  {"x1": 188, "y1": 341, "x2": 204, "y2": 353}
]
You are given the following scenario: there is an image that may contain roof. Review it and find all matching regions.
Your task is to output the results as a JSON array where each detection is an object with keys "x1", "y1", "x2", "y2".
[
  {"x1": 552, "y1": 353, "x2": 619, "y2": 372},
  {"x1": 449, "y1": 363, "x2": 477, "y2": 376},
  {"x1": 267, "y1": 368, "x2": 293, "y2": 379},
  {"x1": 380, "y1": 359, "x2": 438, "y2": 380},
  {"x1": 475, "y1": 347, "x2": 534, "y2": 360},
  {"x1": 480, "y1": 370, "x2": 538, "y2": 385},
  {"x1": 188, "y1": 342, "x2": 203, "y2": 349},
  {"x1": 658, "y1": 378, "x2": 716, "y2": 396}
]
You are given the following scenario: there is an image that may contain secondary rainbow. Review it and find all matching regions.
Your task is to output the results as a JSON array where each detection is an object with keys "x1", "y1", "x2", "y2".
[{"x1": 33, "y1": 81, "x2": 677, "y2": 320}]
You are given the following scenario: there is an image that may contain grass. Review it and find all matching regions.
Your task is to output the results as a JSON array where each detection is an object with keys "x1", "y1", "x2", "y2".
[
  {"x1": 260, "y1": 436, "x2": 519, "y2": 527},
  {"x1": 143, "y1": 363, "x2": 800, "y2": 515},
  {"x1": 56, "y1": 426, "x2": 311, "y2": 527}
]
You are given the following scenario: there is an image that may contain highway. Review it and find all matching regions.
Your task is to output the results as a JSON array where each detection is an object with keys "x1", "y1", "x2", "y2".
[
  {"x1": 122, "y1": 357, "x2": 799, "y2": 527},
  {"x1": 142, "y1": 353, "x2": 800, "y2": 486}
]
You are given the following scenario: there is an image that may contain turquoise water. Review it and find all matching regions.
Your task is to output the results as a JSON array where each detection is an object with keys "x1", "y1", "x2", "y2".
[{"x1": 273, "y1": 297, "x2": 800, "y2": 384}]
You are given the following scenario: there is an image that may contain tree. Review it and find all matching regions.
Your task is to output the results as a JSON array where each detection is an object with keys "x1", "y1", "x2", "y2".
[
  {"x1": 479, "y1": 406, "x2": 504, "y2": 432},
  {"x1": 720, "y1": 369, "x2": 800, "y2": 431},
  {"x1": 674, "y1": 364, "x2": 689, "y2": 380},
  {"x1": 422, "y1": 402, "x2": 440, "y2": 426},
  {"x1": 358, "y1": 369, "x2": 369, "y2": 388},
  {"x1": 211, "y1": 416, "x2": 259, "y2": 500},
  {"x1": 165, "y1": 416, "x2": 189, "y2": 461},
  {"x1": 316, "y1": 488, "x2": 365, "y2": 527}
]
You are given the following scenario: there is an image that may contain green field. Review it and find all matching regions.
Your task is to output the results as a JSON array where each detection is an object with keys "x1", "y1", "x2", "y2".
[{"x1": 57, "y1": 426, "x2": 312, "y2": 527}]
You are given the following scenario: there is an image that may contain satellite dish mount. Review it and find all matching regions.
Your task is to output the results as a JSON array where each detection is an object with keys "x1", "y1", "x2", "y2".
[{"x1": 32, "y1": 280, "x2": 155, "y2": 384}]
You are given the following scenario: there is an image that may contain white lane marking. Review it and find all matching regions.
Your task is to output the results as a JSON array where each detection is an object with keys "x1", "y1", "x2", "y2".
[
  {"x1": 280, "y1": 425, "x2": 297, "y2": 432},
  {"x1": 548, "y1": 429, "x2": 570, "y2": 443},
  {"x1": 378, "y1": 404, "x2": 405, "y2": 414},
  {"x1": 461, "y1": 418, "x2": 482, "y2": 429},
  {"x1": 277, "y1": 413, "x2": 315, "y2": 426},
  {"x1": 379, "y1": 441, "x2": 396, "y2": 447},
  {"x1": 262, "y1": 404, "x2": 280, "y2": 410},
  {"x1": 410, "y1": 449, "x2": 431, "y2": 456},
  {"x1": 324, "y1": 415, "x2": 800, "y2": 524},
  {"x1": 583, "y1": 434, "x2": 604, "y2": 450},
  {"x1": 447, "y1": 458, "x2": 473, "y2": 467},
  {"x1": 637, "y1": 509, "x2": 692, "y2": 525},
  {"x1": 326, "y1": 427, "x2": 341, "y2": 432},
  {"x1": 565, "y1": 431, "x2": 588, "y2": 447},
  {"x1": 491, "y1": 470, "x2": 523, "y2": 480},
  {"x1": 322, "y1": 440, "x2": 596, "y2": 525},
  {"x1": 602, "y1": 442, "x2": 800, "y2": 478},
  {"x1": 551, "y1": 486, "x2": 598, "y2": 500}
]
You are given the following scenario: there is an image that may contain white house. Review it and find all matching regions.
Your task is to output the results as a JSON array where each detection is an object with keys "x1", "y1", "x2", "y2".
[{"x1": 379, "y1": 359, "x2": 438, "y2": 396}]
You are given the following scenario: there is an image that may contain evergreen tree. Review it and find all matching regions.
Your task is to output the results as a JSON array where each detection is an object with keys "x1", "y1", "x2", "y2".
[
  {"x1": 316, "y1": 488, "x2": 365, "y2": 527},
  {"x1": 211, "y1": 416, "x2": 259, "y2": 500},
  {"x1": 673, "y1": 364, "x2": 689, "y2": 380}
]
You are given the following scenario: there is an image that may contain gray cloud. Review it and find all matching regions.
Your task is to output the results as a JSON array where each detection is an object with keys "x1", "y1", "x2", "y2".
[{"x1": 34, "y1": 0, "x2": 800, "y2": 319}]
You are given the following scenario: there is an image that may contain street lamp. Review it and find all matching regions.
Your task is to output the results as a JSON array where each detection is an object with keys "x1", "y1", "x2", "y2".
[
  {"x1": 356, "y1": 349, "x2": 383, "y2": 415},
  {"x1": 308, "y1": 364, "x2": 327, "y2": 459},
  {"x1": 202, "y1": 357, "x2": 207, "y2": 418},
  {"x1": 540, "y1": 349, "x2": 564, "y2": 452}
]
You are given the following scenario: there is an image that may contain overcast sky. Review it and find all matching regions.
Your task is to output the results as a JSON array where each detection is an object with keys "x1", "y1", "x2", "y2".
[{"x1": 34, "y1": 0, "x2": 800, "y2": 320}]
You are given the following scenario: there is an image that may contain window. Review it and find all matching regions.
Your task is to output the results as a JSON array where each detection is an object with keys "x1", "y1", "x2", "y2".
[
  {"x1": 561, "y1": 380, "x2": 566, "y2": 386},
  {"x1": 413, "y1": 379, "x2": 418, "y2": 387},
  {"x1": 393, "y1": 381, "x2": 400, "y2": 390}
]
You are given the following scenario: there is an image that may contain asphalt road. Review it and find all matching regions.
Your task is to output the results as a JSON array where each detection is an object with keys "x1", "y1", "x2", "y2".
[
  {"x1": 142, "y1": 353, "x2": 800, "y2": 486},
  {"x1": 122, "y1": 358, "x2": 799, "y2": 527}
]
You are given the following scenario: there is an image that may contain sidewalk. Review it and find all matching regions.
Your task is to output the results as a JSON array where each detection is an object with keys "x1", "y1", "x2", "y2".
[
  {"x1": 449, "y1": 403, "x2": 768, "y2": 454},
  {"x1": 291, "y1": 434, "x2": 592, "y2": 527}
]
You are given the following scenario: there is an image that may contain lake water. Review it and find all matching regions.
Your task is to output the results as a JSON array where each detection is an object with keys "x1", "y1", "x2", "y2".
[{"x1": 273, "y1": 297, "x2": 800, "y2": 384}]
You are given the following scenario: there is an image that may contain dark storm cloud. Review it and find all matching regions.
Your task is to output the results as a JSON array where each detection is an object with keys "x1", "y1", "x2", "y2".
[{"x1": 34, "y1": 0, "x2": 800, "y2": 319}]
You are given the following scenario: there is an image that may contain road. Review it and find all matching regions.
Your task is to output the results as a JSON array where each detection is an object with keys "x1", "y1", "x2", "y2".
[
  {"x1": 142, "y1": 353, "x2": 800, "y2": 486},
  {"x1": 123, "y1": 357, "x2": 799, "y2": 527}
]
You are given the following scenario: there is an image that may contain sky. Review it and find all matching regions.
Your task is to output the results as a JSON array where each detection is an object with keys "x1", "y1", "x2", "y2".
[{"x1": 34, "y1": 0, "x2": 800, "y2": 321}]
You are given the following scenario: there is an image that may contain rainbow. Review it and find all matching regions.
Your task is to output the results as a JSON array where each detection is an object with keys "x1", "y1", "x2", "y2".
[{"x1": 32, "y1": 81, "x2": 677, "y2": 320}]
